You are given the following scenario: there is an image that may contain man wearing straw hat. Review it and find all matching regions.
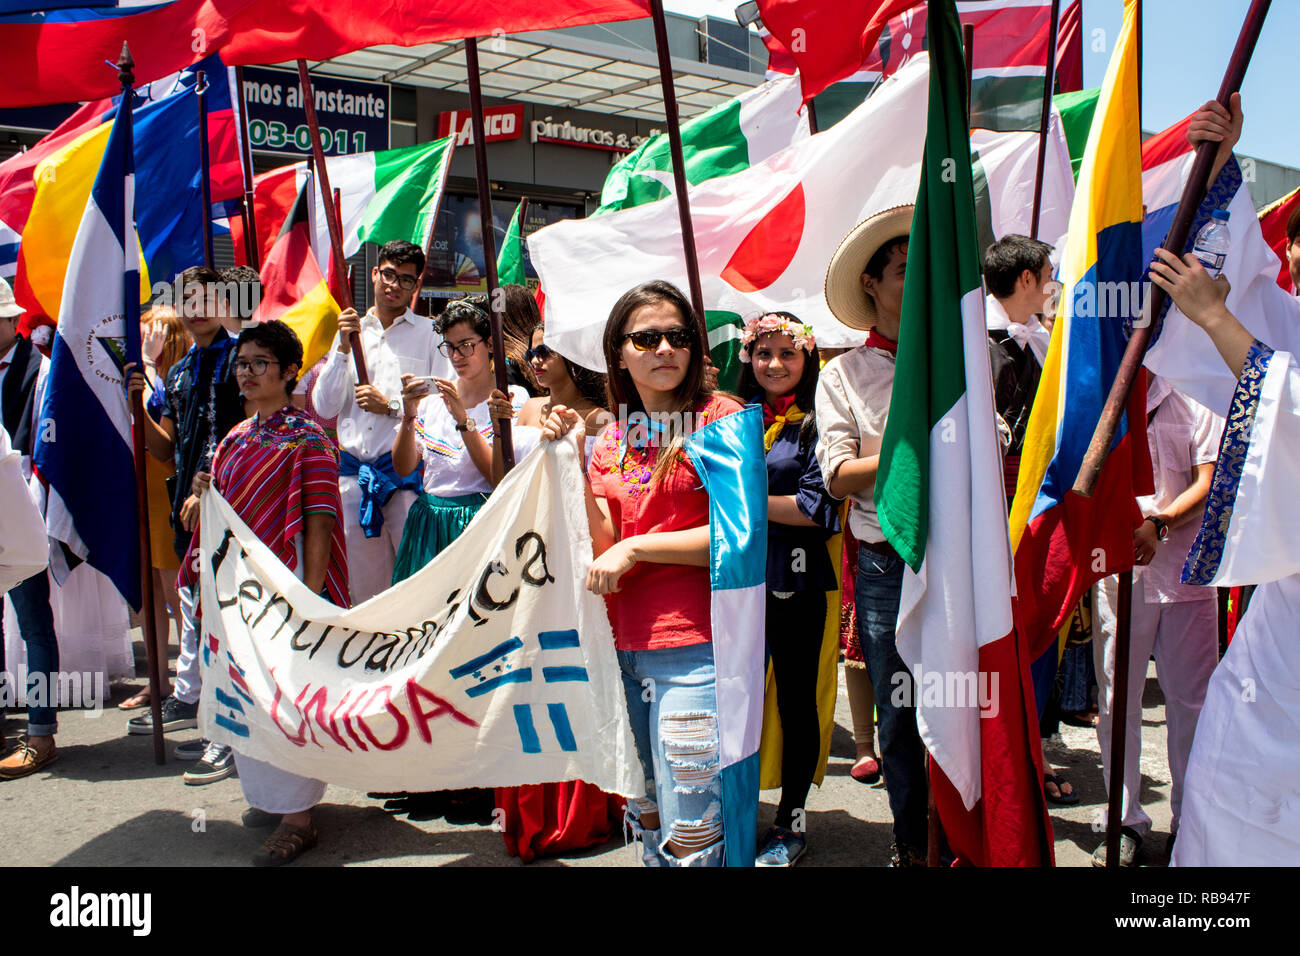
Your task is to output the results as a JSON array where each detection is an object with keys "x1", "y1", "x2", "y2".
[{"x1": 815, "y1": 206, "x2": 929, "y2": 867}]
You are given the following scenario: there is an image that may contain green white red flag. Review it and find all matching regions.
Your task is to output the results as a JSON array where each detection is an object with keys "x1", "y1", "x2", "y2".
[{"x1": 873, "y1": 0, "x2": 1051, "y2": 866}]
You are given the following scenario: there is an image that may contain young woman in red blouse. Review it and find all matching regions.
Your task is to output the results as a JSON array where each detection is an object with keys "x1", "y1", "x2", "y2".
[{"x1": 542, "y1": 280, "x2": 741, "y2": 867}]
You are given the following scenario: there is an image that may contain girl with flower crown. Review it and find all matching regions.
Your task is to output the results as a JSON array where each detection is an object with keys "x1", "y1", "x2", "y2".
[{"x1": 737, "y1": 311, "x2": 840, "y2": 867}]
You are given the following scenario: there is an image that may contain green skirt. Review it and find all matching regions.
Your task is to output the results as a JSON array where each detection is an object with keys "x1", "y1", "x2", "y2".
[{"x1": 391, "y1": 491, "x2": 489, "y2": 584}]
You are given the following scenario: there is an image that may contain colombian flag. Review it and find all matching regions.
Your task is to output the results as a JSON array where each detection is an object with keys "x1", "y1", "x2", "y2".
[
  {"x1": 3, "y1": 56, "x2": 242, "y2": 333},
  {"x1": 1008, "y1": 0, "x2": 1152, "y2": 658}
]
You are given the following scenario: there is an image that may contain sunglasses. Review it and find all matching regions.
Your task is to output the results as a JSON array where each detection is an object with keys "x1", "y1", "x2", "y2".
[
  {"x1": 623, "y1": 327, "x2": 694, "y2": 352},
  {"x1": 524, "y1": 344, "x2": 555, "y2": 364}
]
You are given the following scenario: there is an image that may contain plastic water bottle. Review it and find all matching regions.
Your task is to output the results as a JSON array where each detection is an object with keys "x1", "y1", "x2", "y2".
[{"x1": 1192, "y1": 209, "x2": 1231, "y2": 278}]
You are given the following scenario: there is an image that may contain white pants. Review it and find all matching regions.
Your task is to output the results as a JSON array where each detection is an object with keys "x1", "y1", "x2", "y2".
[
  {"x1": 339, "y1": 476, "x2": 416, "y2": 606},
  {"x1": 174, "y1": 584, "x2": 201, "y2": 705},
  {"x1": 1094, "y1": 574, "x2": 1218, "y2": 836},
  {"x1": 233, "y1": 752, "x2": 326, "y2": 814}
]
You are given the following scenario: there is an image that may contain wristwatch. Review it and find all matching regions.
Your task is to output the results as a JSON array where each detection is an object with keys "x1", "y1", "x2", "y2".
[
  {"x1": 1144, "y1": 515, "x2": 1169, "y2": 542},
  {"x1": 387, "y1": 398, "x2": 401, "y2": 418},
  {"x1": 455, "y1": 416, "x2": 476, "y2": 433}
]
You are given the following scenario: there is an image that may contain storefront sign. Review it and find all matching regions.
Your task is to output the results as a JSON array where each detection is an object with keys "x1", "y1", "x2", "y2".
[
  {"x1": 437, "y1": 105, "x2": 524, "y2": 146},
  {"x1": 530, "y1": 115, "x2": 655, "y2": 153},
  {"x1": 242, "y1": 66, "x2": 389, "y2": 156}
]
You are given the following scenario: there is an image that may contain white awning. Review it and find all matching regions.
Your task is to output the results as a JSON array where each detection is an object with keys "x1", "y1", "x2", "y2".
[{"x1": 287, "y1": 27, "x2": 764, "y2": 121}]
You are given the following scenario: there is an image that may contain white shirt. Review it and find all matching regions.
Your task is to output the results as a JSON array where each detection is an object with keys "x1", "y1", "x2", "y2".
[
  {"x1": 0, "y1": 339, "x2": 50, "y2": 482},
  {"x1": 311, "y1": 308, "x2": 453, "y2": 463},
  {"x1": 413, "y1": 385, "x2": 532, "y2": 497},
  {"x1": 1138, "y1": 378, "x2": 1223, "y2": 604},
  {"x1": 0, "y1": 424, "x2": 47, "y2": 594},
  {"x1": 985, "y1": 294, "x2": 1051, "y2": 365},
  {"x1": 814, "y1": 344, "x2": 895, "y2": 543}
]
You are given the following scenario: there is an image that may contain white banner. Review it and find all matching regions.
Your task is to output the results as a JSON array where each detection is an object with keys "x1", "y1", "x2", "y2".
[{"x1": 196, "y1": 434, "x2": 644, "y2": 797}]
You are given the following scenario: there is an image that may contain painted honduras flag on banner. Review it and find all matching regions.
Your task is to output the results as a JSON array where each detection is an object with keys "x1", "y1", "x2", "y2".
[
  {"x1": 682, "y1": 403, "x2": 768, "y2": 867},
  {"x1": 33, "y1": 88, "x2": 142, "y2": 610}
]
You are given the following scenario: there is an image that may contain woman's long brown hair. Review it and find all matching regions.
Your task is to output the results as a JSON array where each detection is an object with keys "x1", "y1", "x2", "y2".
[{"x1": 601, "y1": 280, "x2": 712, "y2": 486}]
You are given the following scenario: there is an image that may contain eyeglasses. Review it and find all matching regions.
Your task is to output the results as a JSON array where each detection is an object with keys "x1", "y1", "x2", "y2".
[
  {"x1": 377, "y1": 267, "x2": 418, "y2": 291},
  {"x1": 438, "y1": 337, "x2": 486, "y2": 358},
  {"x1": 623, "y1": 328, "x2": 695, "y2": 352},
  {"x1": 232, "y1": 358, "x2": 280, "y2": 376},
  {"x1": 524, "y1": 344, "x2": 554, "y2": 363}
]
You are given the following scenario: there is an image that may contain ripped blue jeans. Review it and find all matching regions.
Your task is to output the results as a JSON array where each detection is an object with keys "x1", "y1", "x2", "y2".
[{"x1": 618, "y1": 642, "x2": 724, "y2": 867}]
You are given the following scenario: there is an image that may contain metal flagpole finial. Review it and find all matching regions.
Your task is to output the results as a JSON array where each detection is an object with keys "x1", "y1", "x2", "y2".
[{"x1": 117, "y1": 42, "x2": 135, "y2": 88}]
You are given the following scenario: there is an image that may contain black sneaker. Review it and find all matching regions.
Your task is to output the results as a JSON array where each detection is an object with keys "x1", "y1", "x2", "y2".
[
  {"x1": 183, "y1": 742, "x2": 234, "y2": 785},
  {"x1": 127, "y1": 696, "x2": 199, "y2": 735},
  {"x1": 174, "y1": 738, "x2": 210, "y2": 761}
]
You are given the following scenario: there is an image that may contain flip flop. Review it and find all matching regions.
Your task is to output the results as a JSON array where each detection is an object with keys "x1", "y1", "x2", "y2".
[
  {"x1": 1044, "y1": 772, "x2": 1080, "y2": 806},
  {"x1": 117, "y1": 690, "x2": 152, "y2": 711}
]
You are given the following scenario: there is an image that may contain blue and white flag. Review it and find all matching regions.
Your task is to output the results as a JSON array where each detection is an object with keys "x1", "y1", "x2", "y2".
[
  {"x1": 33, "y1": 89, "x2": 141, "y2": 610},
  {"x1": 684, "y1": 403, "x2": 768, "y2": 867}
]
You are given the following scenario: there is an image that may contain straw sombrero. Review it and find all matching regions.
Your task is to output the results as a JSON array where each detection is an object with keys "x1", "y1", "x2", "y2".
[{"x1": 824, "y1": 205, "x2": 914, "y2": 331}]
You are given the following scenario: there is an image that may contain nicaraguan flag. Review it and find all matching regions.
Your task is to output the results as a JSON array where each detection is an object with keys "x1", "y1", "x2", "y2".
[
  {"x1": 683, "y1": 403, "x2": 767, "y2": 867},
  {"x1": 33, "y1": 87, "x2": 141, "y2": 610}
]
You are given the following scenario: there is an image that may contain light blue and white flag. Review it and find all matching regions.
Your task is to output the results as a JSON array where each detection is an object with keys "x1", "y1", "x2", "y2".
[
  {"x1": 684, "y1": 403, "x2": 768, "y2": 867},
  {"x1": 33, "y1": 89, "x2": 141, "y2": 610}
]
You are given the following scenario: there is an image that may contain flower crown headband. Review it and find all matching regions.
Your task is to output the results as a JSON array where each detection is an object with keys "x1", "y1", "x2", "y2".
[{"x1": 738, "y1": 313, "x2": 816, "y2": 363}]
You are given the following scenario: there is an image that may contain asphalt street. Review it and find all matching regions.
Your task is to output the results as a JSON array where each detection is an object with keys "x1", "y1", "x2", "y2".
[{"x1": 1, "y1": 631, "x2": 1174, "y2": 868}]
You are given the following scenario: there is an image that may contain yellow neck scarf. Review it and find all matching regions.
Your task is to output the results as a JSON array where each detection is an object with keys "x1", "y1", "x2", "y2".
[{"x1": 763, "y1": 403, "x2": 805, "y2": 452}]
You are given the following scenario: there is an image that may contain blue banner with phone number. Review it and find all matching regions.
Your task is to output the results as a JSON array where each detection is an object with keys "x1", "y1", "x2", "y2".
[{"x1": 241, "y1": 65, "x2": 389, "y2": 157}]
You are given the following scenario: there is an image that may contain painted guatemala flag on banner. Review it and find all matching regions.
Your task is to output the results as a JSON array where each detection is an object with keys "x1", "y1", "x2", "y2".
[
  {"x1": 682, "y1": 403, "x2": 768, "y2": 867},
  {"x1": 32, "y1": 88, "x2": 142, "y2": 610}
]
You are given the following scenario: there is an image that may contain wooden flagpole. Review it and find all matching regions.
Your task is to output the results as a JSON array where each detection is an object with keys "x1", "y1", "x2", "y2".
[
  {"x1": 465, "y1": 36, "x2": 516, "y2": 472},
  {"x1": 649, "y1": 0, "x2": 708, "y2": 341},
  {"x1": 1072, "y1": 0, "x2": 1271, "y2": 498},
  {"x1": 196, "y1": 69, "x2": 215, "y2": 270},
  {"x1": 119, "y1": 44, "x2": 166, "y2": 765},
  {"x1": 1029, "y1": 0, "x2": 1062, "y2": 239},
  {"x1": 233, "y1": 65, "x2": 260, "y2": 269},
  {"x1": 295, "y1": 59, "x2": 369, "y2": 385}
]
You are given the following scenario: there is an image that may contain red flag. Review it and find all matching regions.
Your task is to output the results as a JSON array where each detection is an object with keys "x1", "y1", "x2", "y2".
[
  {"x1": 1259, "y1": 186, "x2": 1300, "y2": 293},
  {"x1": 1, "y1": 0, "x2": 652, "y2": 108},
  {"x1": 756, "y1": 0, "x2": 916, "y2": 101},
  {"x1": 253, "y1": 183, "x2": 340, "y2": 372},
  {"x1": 1055, "y1": 0, "x2": 1084, "y2": 94}
]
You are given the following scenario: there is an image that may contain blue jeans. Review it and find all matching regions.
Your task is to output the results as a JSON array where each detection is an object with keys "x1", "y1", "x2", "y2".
[
  {"x1": 6, "y1": 571, "x2": 60, "y2": 736},
  {"x1": 856, "y1": 546, "x2": 927, "y2": 852},
  {"x1": 618, "y1": 642, "x2": 724, "y2": 867}
]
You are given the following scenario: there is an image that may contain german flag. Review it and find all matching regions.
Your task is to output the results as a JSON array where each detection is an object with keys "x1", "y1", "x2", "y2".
[{"x1": 252, "y1": 184, "x2": 339, "y2": 371}]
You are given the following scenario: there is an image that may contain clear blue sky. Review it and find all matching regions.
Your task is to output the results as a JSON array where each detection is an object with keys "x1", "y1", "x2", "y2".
[{"x1": 667, "y1": 1, "x2": 1293, "y2": 167}]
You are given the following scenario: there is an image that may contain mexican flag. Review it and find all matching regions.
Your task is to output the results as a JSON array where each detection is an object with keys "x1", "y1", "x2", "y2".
[
  {"x1": 232, "y1": 137, "x2": 454, "y2": 270},
  {"x1": 594, "y1": 73, "x2": 808, "y2": 216},
  {"x1": 497, "y1": 200, "x2": 527, "y2": 287},
  {"x1": 874, "y1": 0, "x2": 1049, "y2": 866}
]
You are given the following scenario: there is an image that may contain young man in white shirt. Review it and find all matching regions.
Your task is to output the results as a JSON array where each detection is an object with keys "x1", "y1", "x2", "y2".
[
  {"x1": 1091, "y1": 377, "x2": 1222, "y2": 867},
  {"x1": 816, "y1": 205, "x2": 930, "y2": 867},
  {"x1": 0, "y1": 277, "x2": 58, "y2": 779},
  {"x1": 312, "y1": 240, "x2": 452, "y2": 604}
]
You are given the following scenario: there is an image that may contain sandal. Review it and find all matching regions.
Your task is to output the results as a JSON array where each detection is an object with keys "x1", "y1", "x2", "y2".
[
  {"x1": 252, "y1": 821, "x2": 318, "y2": 866},
  {"x1": 1060, "y1": 710, "x2": 1098, "y2": 729},
  {"x1": 850, "y1": 753, "x2": 881, "y2": 784},
  {"x1": 117, "y1": 689, "x2": 152, "y2": 711},
  {"x1": 1044, "y1": 772, "x2": 1080, "y2": 806}
]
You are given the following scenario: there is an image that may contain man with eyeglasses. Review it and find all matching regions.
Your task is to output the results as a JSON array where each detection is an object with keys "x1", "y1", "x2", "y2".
[{"x1": 312, "y1": 240, "x2": 452, "y2": 604}]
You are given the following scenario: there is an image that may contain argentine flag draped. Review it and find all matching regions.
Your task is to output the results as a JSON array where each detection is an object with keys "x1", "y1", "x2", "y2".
[
  {"x1": 33, "y1": 89, "x2": 142, "y2": 610},
  {"x1": 683, "y1": 403, "x2": 767, "y2": 867}
]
